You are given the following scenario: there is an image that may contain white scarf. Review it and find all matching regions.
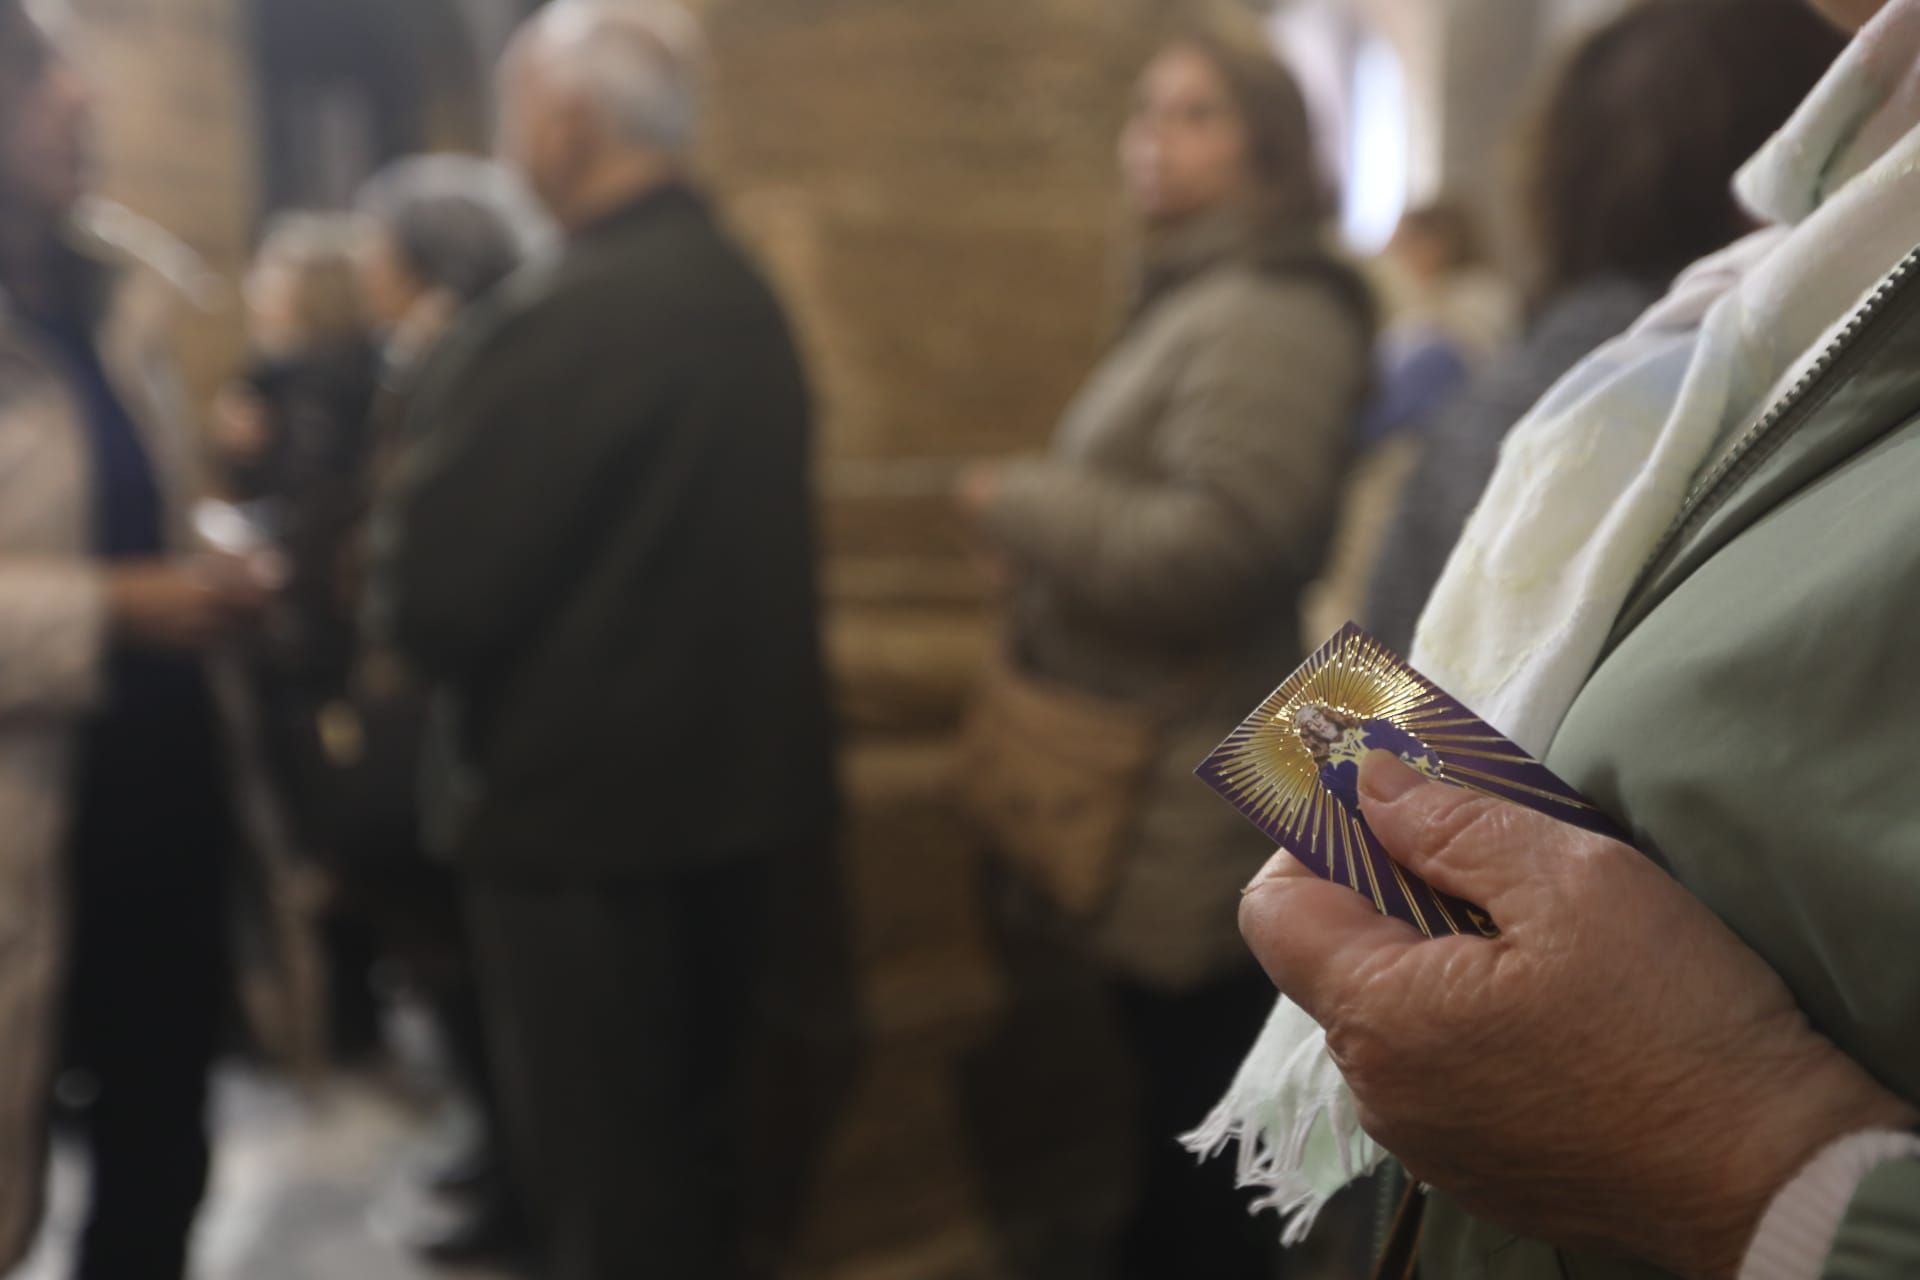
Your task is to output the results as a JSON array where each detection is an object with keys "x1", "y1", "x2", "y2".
[{"x1": 1187, "y1": 3, "x2": 1920, "y2": 1243}]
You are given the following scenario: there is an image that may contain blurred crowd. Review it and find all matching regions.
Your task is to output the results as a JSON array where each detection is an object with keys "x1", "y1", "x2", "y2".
[{"x1": 0, "y1": 0, "x2": 1903, "y2": 1278}]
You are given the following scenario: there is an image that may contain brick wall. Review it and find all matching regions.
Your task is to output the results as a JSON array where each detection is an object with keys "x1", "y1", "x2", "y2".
[
  {"x1": 700, "y1": 1, "x2": 1164, "y2": 1270},
  {"x1": 70, "y1": 0, "x2": 257, "y2": 417}
]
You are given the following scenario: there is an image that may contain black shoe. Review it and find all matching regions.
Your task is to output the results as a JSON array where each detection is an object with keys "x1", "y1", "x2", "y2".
[{"x1": 410, "y1": 1200, "x2": 532, "y2": 1269}]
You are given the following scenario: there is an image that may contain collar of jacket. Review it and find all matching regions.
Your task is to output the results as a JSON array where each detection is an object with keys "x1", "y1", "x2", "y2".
[
  {"x1": 380, "y1": 287, "x2": 461, "y2": 380},
  {"x1": 1606, "y1": 243, "x2": 1920, "y2": 654},
  {"x1": 1129, "y1": 207, "x2": 1375, "y2": 340},
  {"x1": 567, "y1": 179, "x2": 707, "y2": 245}
]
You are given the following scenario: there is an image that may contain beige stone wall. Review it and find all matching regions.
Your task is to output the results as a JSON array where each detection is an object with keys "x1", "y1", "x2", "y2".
[
  {"x1": 70, "y1": 0, "x2": 258, "y2": 418},
  {"x1": 700, "y1": 1, "x2": 1165, "y2": 1270}
]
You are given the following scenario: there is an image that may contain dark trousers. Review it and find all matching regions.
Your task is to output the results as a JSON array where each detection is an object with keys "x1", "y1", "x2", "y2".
[
  {"x1": 464, "y1": 856, "x2": 770, "y2": 1280},
  {"x1": 965, "y1": 867, "x2": 1281, "y2": 1279},
  {"x1": 62, "y1": 820, "x2": 227, "y2": 1280},
  {"x1": 331, "y1": 851, "x2": 512, "y2": 1182},
  {"x1": 963, "y1": 873, "x2": 1136, "y2": 1280},
  {"x1": 1113, "y1": 969, "x2": 1281, "y2": 1280}
]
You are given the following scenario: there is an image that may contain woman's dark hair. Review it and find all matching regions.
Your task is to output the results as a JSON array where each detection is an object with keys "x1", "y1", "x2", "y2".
[
  {"x1": 1523, "y1": 0, "x2": 1844, "y2": 299},
  {"x1": 1157, "y1": 9, "x2": 1329, "y2": 229},
  {"x1": 355, "y1": 156, "x2": 550, "y2": 305}
]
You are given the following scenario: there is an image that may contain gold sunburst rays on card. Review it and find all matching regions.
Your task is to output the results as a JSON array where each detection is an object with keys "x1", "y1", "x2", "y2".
[{"x1": 1202, "y1": 626, "x2": 1441, "y2": 859}]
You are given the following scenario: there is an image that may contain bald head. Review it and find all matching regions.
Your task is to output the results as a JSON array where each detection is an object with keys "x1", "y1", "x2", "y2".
[
  {"x1": 497, "y1": 1, "x2": 705, "y2": 232},
  {"x1": 518, "y1": 1, "x2": 704, "y2": 155}
]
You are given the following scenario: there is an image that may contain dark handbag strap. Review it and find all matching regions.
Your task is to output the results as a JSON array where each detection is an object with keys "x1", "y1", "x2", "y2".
[{"x1": 1370, "y1": 1182, "x2": 1425, "y2": 1280}]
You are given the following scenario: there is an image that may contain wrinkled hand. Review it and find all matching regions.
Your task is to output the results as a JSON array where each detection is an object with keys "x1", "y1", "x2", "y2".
[{"x1": 1239, "y1": 751, "x2": 1917, "y2": 1279}]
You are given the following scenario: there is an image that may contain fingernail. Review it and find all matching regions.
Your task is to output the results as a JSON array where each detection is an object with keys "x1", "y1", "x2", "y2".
[
  {"x1": 1359, "y1": 750, "x2": 1424, "y2": 805},
  {"x1": 1243, "y1": 849, "x2": 1291, "y2": 894}
]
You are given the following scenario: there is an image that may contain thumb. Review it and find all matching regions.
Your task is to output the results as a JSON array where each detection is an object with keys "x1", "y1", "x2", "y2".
[{"x1": 1357, "y1": 750, "x2": 1565, "y2": 919}]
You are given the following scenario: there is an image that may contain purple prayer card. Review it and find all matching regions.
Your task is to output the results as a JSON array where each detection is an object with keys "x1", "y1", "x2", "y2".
[{"x1": 1196, "y1": 623, "x2": 1620, "y2": 939}]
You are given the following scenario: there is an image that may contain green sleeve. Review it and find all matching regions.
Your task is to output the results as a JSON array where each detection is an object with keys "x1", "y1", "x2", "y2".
[{"x1": 1824, "y1": 1157, "x2": 1920, "y2": 1279}]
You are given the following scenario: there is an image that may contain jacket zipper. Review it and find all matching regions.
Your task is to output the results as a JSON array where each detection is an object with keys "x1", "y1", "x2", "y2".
[{"x1": 1623, "y1": 245, "x2": 1920, "y2": 609}]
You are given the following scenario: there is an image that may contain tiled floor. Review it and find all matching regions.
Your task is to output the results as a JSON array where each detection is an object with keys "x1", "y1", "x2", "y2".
[
  {"x1": 15, "y1": 1067, "x2": 518, "y2": 1280},
  {"x1": 10, "y1": 1059, "x2": 1372, "y2": 1280}
]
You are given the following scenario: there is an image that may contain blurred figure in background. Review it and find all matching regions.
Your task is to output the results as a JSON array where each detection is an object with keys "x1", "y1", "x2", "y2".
[
  {"x1": 1364, "y1": 0, "x2": 1846, "y2": 654},
  {"x1": 217, "y1": 214, "x2": 375, "y2": 513},
  {"x1": 370, "y1": 3, "x2": 840, "y2": 1277},
  {"x1": 213, "y1": 214, "x2": 386, "y2": 1063},
  {"x1": 342, "y1": 153, "x2": 549, "y2": 1266},
  {"x1": 1361, "y1": 201, "x2": 1515, "y2": 449},
  {"x1": 0, "y1": 3, "x2": 292, "y2": 1276},
  {"x1": 218, "y1": 214, "x2": 375, "y2": 729},
  {"x1": 356, "y1": 154, "x2": 551, "y2": 458},
  {"x1": 955, "y1": 12, "x2": 1372, "y2": 1277},
  {"x1": 1300, "y1": 200, "x2": 1513, "y2": 644}
]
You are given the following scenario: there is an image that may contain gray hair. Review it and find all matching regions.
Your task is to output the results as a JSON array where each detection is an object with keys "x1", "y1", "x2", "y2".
[
  {"x1": 534, "y1": 0, "x2": 706, "y2": 156},
  {"x1": 354, "y1": 155, "x2": 554, "y2": 304}
]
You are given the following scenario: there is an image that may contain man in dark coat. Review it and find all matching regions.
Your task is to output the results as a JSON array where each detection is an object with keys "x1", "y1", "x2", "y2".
[{"x1": 368, "y1": 3, "x2": 841, "y2": 1275}]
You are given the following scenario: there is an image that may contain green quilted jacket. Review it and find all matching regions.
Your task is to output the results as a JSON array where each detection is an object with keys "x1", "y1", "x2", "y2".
[{"x1": 1418, "y1": 249, "x2": 1920, "y2": 1276}]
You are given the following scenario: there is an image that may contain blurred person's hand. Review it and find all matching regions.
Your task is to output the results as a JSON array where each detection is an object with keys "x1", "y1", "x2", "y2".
[
  {"x1": 210, "y1": 384, "x2": 271, "y2": 466},
  {"x1": 954, "y1": 463, "x2": 1003, "y2": 524},
  {"x1": 953, "y1": 464, "x2": 1013, "y2": 592},
  {"x1": 201, "y1": 545, "x2": 290, "y2": 598},
  {"x1": 107, "y1": 557, "x2": 272, "y2": 651},
  {"x1": 1239, "y1": 751, "x2": 1918, "y2": 1280}
]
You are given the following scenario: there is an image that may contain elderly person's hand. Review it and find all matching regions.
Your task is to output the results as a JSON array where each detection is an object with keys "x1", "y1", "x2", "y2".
[{"x1": 1240, "y1": 751, "x2": 1918, "y2": 1279}]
